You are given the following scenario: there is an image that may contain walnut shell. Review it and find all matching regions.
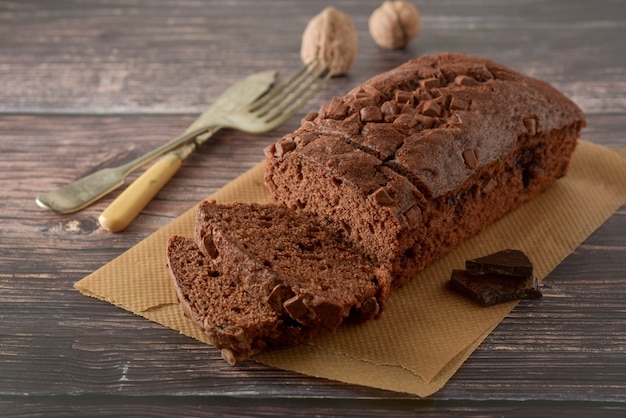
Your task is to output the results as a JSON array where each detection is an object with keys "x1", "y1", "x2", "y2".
[
  {"x1": 300, "y1": 6, "x2": 359, "y2": 76},
  {"x1": 369, "y1": 1, "x2": 421, "y2": 49}
]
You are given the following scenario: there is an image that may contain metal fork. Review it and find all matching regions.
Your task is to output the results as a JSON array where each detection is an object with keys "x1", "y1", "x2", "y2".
[{"x1": 36, "y1": 61, "x2": 331, "y2": 226}]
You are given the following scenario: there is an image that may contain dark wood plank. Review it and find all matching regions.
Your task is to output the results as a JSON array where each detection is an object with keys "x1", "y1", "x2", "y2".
[
  {"x1": 1, "y1": 0, "x2": 624, "y2": 115},
  {"x1": 2, "y1": 116, "x2": 626, "y2": 406}
]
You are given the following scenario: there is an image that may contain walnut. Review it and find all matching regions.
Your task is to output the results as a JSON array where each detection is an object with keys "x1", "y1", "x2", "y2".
[
  {"x1": 369, "y1": 1, "x2": 421, "y2": 49},
  {"x1": 300, "y1": 6, "x2": 359, "y2": 76}
]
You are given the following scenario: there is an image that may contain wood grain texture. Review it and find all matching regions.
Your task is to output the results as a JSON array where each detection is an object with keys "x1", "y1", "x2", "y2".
[{"x1": 1, "y1": 0, "x2": 625, "y2": 416}]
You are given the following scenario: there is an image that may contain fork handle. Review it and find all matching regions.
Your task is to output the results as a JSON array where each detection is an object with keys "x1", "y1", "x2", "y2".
[
  {"x1": 99, "y1": 142, "x2": 197, "y2": 232},
  {"x1": 35, "y1": 124, "x2": 220, "y2": 214}
]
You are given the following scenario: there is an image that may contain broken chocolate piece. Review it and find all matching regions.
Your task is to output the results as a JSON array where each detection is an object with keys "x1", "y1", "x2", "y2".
[
  {"x1": 360, "y1": 105, "x2": 383, "y2": 123},
  {"x1": 450, "y1": 96, "x2": 470, "y2": 111},
  {"x1": 422, "y1": 100, "x2": 443, "y2": 117},
  {"x1": 462, "y1": 149, "x2": 479, "y2": 169},
  {"x1": 201, "y1": 232, "x2": 219, "y2": 258},
  {"x1": 523, "y1": 117, "x2": 538, "y2": 136},
  {"x1": 347, "y1": 296, "x2": 380, "y2": 324},
  {"x1": 301, "y1": 111, "x2": 318, "y2": 124},
  {"x1": 394, "y1": 90, "x2": 414, "y2": 104},
  {"x1": 381, "y1": 100, "x2": 399, "y2": 117},
  {"x1": 420, "y1": 77, "x2": 440, "y2": 90},
  {"x1": 454, "y1": 74, "x2": 479, "y2": 86},
  {"x1": 449, "y1": 269, "x2": 542, "y2": 307},
  {"x1": 392, "y1": 113, "x2": 418, "y2": 131},
  {"x1": 403, "y1": 203, "x2": 423, "y2": 228},
  {"x1": 466, "y1": 249, "x2": 534, "y2": 277},
  {"x1": 324, "y1": 96, "x2": 349, "y2": 120},
  {"x1": 305, "y1": 298, "x2": 345, "y2": 332},
  {"x1": 400, "y1": 102, "x2": 415, "y2": 114},
  {"x1": 274, "y1": 138, "x2": 296, "y2": 157},
  {"x1": 414, "y1": 114, "x2": 435, "y2": 129},
  {"x1": 482, "y1": 178, "x2": 497, "y2": 194},
  {"x1": 267, "y1": 284, "x2": 294, "y2": 313},
  {"x1": 283, "y1": 295, "x2": 311, "y2": 323},
  {"x1": 449, "y1": 249, "x2": 541, "y2": 306},
  {"x1": 370, "y1": 187, "x2": 394, "y2": 206}
]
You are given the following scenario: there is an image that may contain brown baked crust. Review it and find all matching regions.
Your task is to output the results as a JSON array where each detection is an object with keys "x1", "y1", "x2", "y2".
[{"x1": 264, "y1": 52, "x2": 586, "y2": 286}]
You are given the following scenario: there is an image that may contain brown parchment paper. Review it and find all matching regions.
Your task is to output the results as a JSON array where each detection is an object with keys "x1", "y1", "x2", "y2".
[{"x1": 75, "y1": 141, "x2": 626, "y2": 397}]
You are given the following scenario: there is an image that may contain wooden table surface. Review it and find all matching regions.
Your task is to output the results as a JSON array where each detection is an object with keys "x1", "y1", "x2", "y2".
[{"x1": 2, "y1": 0, "x2": 625, "y2": 416}]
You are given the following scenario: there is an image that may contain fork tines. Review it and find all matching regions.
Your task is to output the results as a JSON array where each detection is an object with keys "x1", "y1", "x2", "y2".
[{"x1": 249, "y1": 60, "x2": 331, "y2": 124}]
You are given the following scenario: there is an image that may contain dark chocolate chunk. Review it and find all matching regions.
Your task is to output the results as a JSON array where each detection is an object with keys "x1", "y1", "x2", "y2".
[
  {"x1": 201, "y1": 232, "x2": 219, "y2": 258},
  {"x1": 482, "y1": 178, "x2": 497, "y2": 194},
  {"x1": 360, "y1": 105, "x2": 383, "y2": 123},
  {"x1": 438, "y1": 94, "x2": 452, "y2": 109},
  {"x1": 414, "y1": 90, "x2": 433, "y2": 102},
  {"x1": 523, "y1": 117, "x2": 538, "y2": 136},
  {"x1": 351, "y1": 296, "x2": 380, "y2": 323},
  {"x1": 267, "y1": 284, "x2": 294, "y2": 313},
  {"x1": 400, "y1": 102, "x2": 415, "y2": 114},
  {"x1": 392, "y1": 113, "x2": 418, "y2": 131},
  {"x1": 283, "y1": 295, "x2": 311, "y2": 323},
  {"x1": 306, "y1": 299, "x2": 345, "y2": 332},
  {"x1": 324, "y1": 96, "x2": 349, "y2": 120},
  {"x1": 403, "y1": 204, "x2": 423, "y2": 228},
  {"x1": 454, "y1": 75, "x2": 479, "y2": 86},
  {"x1": 274, "y1": 138, "x2": 296, "y2": 157},
  {"x1": 381, "y1": 100, "x2": 400, "y2": 117},
  {"x1": 415, "y1": 114, "x2": 435, "y2": 129},
  {"x1": 462, "y1": 149, "x2": 479, "y2": 169},
  {"x1": 394, "y1": 90, "x2": 414, "y2": 105},
  {"x1": 466, "y1": 249, "x2": 534, "y2": 277},
  {"x1": 370, "y1": 187, "x2": 394, "y2": 206},
  {"x1": 449, "y1": 269, "x2": 542, "y2": 307},
  {"x1": 301, "y1": 111, "x2": 318, "y2": 123},
  {"x1": 420, "y1": 77, "x2": 441, "y2": 90},
  {"x1": 422, "y1": 100, "x2": 443, "y2": 117},
  {"x1": 450, "y1": 96, "x2": 470, "y2": 111}
]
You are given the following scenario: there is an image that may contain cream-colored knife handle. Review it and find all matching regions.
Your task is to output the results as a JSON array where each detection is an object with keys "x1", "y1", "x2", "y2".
[{"x1": 98, "y1": 144, "x2": 194, "y2": 232}]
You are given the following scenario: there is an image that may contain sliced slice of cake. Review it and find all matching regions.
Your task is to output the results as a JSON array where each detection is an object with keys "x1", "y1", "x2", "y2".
[
  {"x1": 194, "y1": 201, "x2": 393, "y2": 332},
  {"x1": 166, "y1": 235, "x2": 317, "y2": 365}
]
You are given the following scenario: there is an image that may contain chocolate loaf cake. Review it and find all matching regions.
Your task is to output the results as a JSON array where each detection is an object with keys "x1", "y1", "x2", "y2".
[{"x1": 265, "y1": 52, "x2": 586, "y2": 287}]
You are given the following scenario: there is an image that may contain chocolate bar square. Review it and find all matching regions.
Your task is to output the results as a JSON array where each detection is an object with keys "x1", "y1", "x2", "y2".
[
  {"x1": 466, "y1": 249, "x2": 534, "y2": 278},
  {"x1": 449, "y1": 269, "x2": 542, "y2": 307}
]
